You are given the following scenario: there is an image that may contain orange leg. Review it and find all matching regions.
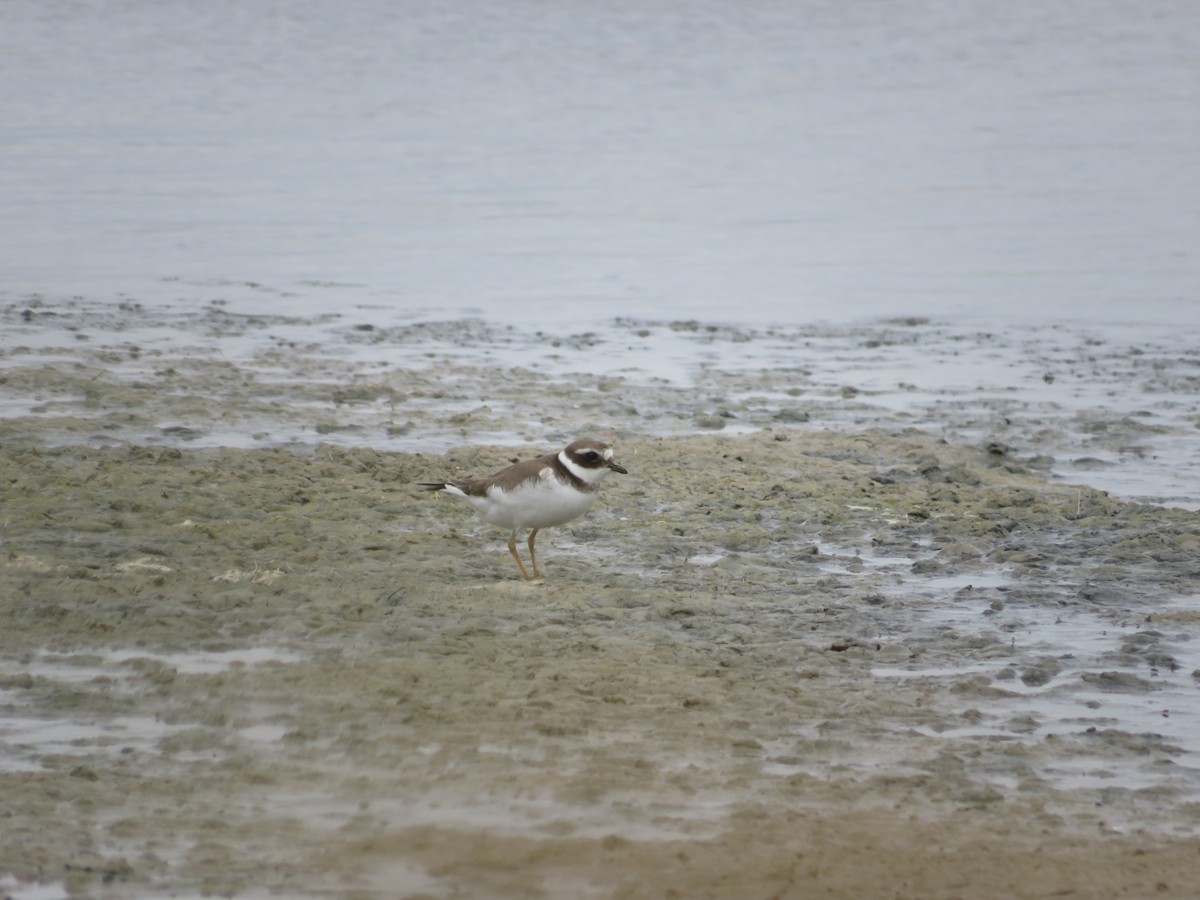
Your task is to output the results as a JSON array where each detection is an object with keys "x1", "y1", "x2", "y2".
[
  {"x1": 507, "y1": 530, "x2": 534, "y2": 580},
  {"x1": 527, "y1": 528, "x2": 542, "y2": 579}
]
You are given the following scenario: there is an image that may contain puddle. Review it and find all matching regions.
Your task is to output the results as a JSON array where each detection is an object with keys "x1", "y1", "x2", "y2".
[
  {"x1": 0, "y1": 878, "x2": 71, "y2": 900},
  {"x1": 0, "y1": 715, "x2": 187, "y2": 772},
  {"x1": 104, "y1": 646, "x2": 303, "y2": 675},
  {"x1": 873, "y1": 594, "x2": 1200, "y2": 802},
  {"x1": 0, "y1": 646, "x2": 303, "y2": 773}
]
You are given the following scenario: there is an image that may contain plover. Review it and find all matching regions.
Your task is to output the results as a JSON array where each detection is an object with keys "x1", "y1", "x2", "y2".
[{"x1": 419, "y1": 439, "x2": 628, "y2": 580}]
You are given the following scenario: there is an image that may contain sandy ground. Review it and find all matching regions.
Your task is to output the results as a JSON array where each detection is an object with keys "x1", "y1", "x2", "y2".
[{"x1": 3, "y1": 423, "x2": 1200, "y2": 898}]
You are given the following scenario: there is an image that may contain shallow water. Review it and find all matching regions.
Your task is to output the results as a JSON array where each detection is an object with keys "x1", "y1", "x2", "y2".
[{"x1": 3, "y1": 0, "x2": 1199, "y2": 326}]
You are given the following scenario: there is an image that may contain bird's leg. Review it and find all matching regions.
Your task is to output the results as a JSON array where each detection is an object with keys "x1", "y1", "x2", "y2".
[
  {"x1": 507, "y1": 530, "x2": 534, "y2": 580},
  {"x1": 527, "y1": 528, "x2": 542, "y2": 579}
]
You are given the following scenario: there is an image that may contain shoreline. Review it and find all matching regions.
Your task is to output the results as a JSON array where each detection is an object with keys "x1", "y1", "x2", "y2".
[{"x1": 4, "y1": 300, "x2": 1200, "y2": 509}]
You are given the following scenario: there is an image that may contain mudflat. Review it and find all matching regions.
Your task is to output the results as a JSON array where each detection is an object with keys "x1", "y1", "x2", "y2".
[{"x1": 3, "y1": 427, "x2": 1199, "y2": 898}]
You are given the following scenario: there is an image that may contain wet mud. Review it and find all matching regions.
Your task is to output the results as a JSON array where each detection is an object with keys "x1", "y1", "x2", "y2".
[
  {"x1": 3, "y1": 298, "x2": 1200, "y2": 897},
  {"x1": 3, "y1": 425, "x2": 1200, "y2": 898}
]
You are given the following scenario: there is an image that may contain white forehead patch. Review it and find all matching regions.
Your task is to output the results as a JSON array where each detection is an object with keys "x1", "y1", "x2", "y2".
[{"x1": 602, "y1": 447, "x2": 614, "y2": 461}]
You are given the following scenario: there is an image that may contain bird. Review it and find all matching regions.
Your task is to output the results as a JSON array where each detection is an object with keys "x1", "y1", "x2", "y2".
[{"x1": 418, "y1": 439, "x2": 628, "y2": 579}]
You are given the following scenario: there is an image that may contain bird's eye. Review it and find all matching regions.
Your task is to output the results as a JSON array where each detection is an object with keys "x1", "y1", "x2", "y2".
[{"x1": 583, "y1": 452, "x2": 599, "y2": 461}]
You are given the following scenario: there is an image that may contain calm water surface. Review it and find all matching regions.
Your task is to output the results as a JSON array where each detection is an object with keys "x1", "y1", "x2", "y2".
[{"x1": 2, "y1": 0, "x2": 1197, "y2": 328}]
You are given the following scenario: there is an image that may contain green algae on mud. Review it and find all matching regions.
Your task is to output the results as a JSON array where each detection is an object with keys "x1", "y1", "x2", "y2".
[{"x1": 2, "y1": 430, "x2": 1200, "y2": 898}]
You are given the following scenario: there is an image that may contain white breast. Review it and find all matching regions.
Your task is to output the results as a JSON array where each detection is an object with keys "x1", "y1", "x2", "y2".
[{"x1": 471, "y1": 468, "x2": 596, "y2": 529}]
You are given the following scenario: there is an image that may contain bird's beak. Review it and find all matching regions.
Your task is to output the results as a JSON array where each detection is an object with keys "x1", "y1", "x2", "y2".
[{"x1": 608, "y1": 460, "x2": 628, "y2": 474}]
